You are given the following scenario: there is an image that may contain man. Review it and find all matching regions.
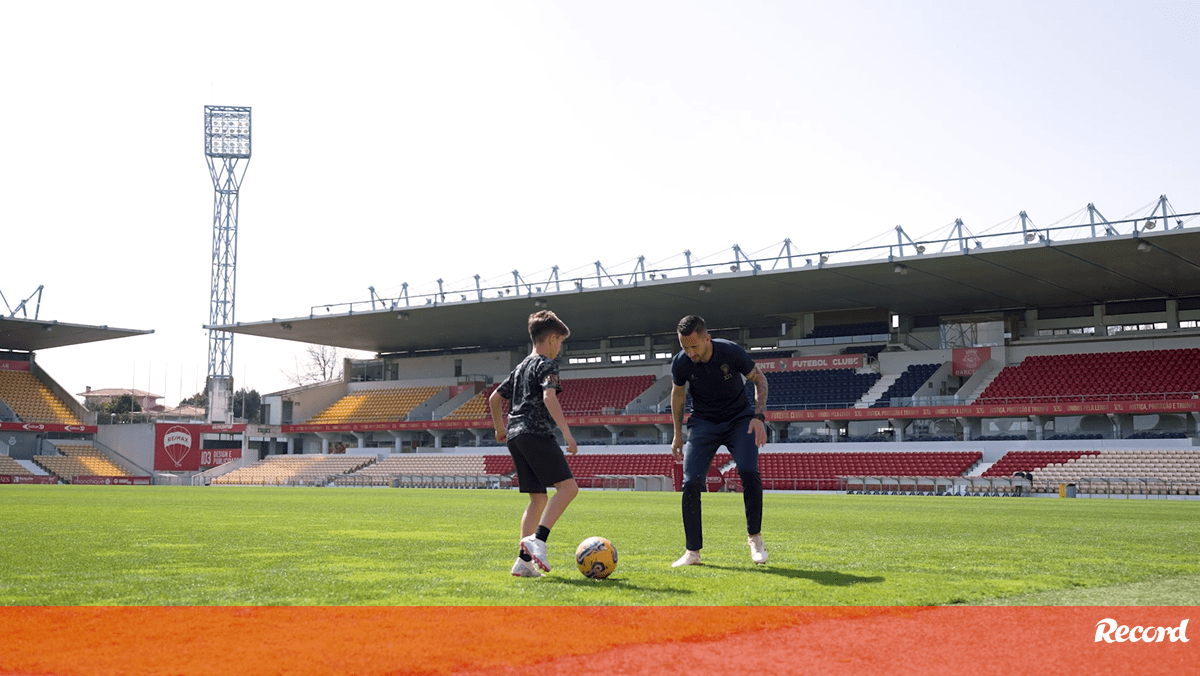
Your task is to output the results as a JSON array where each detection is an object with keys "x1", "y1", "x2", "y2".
[{"x1": 669, "y1": 315, "x2": 769, "y2": 567}]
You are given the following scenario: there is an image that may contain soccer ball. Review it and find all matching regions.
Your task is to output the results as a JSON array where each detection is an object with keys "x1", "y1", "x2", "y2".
[{"x1": 575, "y1": 536, "x2": 618, "y2": 579}]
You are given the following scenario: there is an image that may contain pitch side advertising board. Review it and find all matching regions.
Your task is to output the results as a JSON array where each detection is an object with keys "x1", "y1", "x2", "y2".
[
  {"x1": 153, "y1": 423, "x2": 244, "y2": 471},
  {"x1": 72, "y1": 476, "x2": 152, "y2": 485},
  {"x1": 0, "y1": 422, "x2": 97, "y2": 433},
  {"x1": 0, "y1": 475, "x2": 57, "y2": 484}
]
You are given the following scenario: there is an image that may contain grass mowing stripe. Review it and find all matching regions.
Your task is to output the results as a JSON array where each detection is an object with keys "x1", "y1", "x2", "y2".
[
  {"x1": 968, "y1": 573, "x2": 1200, "y2": 605},
  {"x1": 2, "y1": 485, "x2": 1198, "y2": 605}
]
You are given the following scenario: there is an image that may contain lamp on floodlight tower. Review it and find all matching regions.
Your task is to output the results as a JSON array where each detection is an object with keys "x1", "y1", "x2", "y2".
[{"x1": 203, "y1": 105, "x2": 251, "y2": 424}]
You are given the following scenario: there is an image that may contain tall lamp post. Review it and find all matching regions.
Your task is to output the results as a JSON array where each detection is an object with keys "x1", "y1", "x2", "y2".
[{"x1": 203, "y1": 106, "x2": 251, "y2": 423}]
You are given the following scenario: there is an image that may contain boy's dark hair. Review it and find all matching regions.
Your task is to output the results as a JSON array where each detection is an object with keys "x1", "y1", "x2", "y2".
[
  {"x1": 529, "y1": 310, "x2": 570, "y2": 343},
  {"x1": 677, "y1": 315, "x2": 707, "y2": 337}
]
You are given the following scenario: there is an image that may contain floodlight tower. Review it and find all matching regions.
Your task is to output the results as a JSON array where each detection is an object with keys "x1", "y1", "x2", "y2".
[{"x1": 203, "y1": 106, "x2": 251, "y2": 423}]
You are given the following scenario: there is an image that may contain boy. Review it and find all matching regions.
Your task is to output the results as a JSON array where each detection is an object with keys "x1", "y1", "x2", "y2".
[{"x1": 489, "y1": 310, "x2": 579, "y2": 577}]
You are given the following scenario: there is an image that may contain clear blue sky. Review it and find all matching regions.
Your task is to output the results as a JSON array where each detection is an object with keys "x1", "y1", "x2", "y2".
[{"x1": 2, "y1": 1, "x2": 1197, "y2": 405}]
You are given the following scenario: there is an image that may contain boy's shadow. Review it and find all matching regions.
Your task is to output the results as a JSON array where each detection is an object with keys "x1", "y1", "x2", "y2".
[{"x1": 545, "y1": 577, "x2": 695, "y2": 594}]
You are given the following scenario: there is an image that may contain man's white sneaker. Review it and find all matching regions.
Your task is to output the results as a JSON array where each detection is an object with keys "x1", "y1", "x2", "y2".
[
  {"x1": 671, "y1": 550, "x2": 702, "y2": 568},
  {"x1": 748, "y1": 534, "x2": 768, "y2": 565},
  {"x1": 511, "y1": 557, "x2": 542, "y2": 578},
  {"x1": 520, "y1": 534, "x2": 550, "y2": 572}
]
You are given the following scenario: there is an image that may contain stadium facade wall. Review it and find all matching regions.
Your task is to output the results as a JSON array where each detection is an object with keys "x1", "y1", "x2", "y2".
[
  {"x1": 96, "y1": 424, "x2": 156, "y2": 472},
  {"x1": 269, "y1": 383, "x2": 348, "y2": 426},
  {"x1": 2, "y1": 432, "x2": 42, "y2": 460},
  {"x1": 1006, "y1": 334, "x2": 1200, "y2": 360},
  {"x1": 355, "y1": 350, "x2": 522, "y2": 382}
]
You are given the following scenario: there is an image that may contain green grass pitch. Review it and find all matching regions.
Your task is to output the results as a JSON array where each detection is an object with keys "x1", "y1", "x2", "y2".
[{"x1": 2, "y1": 485, "x2": 1198, "y2": 606}]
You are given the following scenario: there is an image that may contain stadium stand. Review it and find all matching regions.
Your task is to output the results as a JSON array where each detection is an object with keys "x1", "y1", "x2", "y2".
[
  {"x1": 566, "y1": 453, "x2": 675, "y2": 488},
  {"x1": 0, "y1": 456, "x2": 34, "y2": 476},
  {"x1": 442, "y1": 384, "x2": 501, "y2": 420},
  {"x1": 1127, "y1": 431, "x2": 1188, "y2": 440},
  {"x1": 306, "y1": 386, "x2": 442, "y2": 424},
  {"x1": 983, "y1": 450, "x2": 1102, "y2": 478},
  {"x1": 757, "y1": 369, "x2": 881, "y2": 409},
  {"x1": 870, "y1": 363, "x2": 941, "y2": 407},
  {"x1": 308, "y1": 376, "x2": 659, "y2": 424},
  {"x1": 212, "y1": 454, "x2": 373, "y2": 486},
  {"x1": 332, "y1": 454, "x2": 511, "y2": 487},
  {"x1": 0, "y1": 369, "x2": 83, "y2": 425},
  {"x1": 1029, "y1": 450, "x2": 1200, "y2": 496},
  {"x1": 556, "y1": 375, "x2": 658, "y2": 416},
  {"x1": 34, "y1": 444, "x2": 131, "y2": 482},
  {"x1": 974, "y1": 348, "x2": 1200, "y2": 404},
  {"x1": 328, "y1": 452, "x2": 679, "y2": 490},
  {"x1": 723, "y1": 450, "x2": 982, "y2": 491}
]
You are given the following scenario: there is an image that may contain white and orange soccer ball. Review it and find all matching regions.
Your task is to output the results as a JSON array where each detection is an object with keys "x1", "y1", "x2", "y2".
[{"x1": 575, "y1": 536, "x2": 618, "y2": 579}]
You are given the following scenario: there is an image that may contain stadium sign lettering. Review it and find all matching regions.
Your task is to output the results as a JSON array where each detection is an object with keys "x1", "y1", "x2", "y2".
[
  {"x1": 757, "y1": 355, "x2": 864, "y2": 372},
  {"x1": 1094, "y1": 618, "x2": 1189, "y2": 643}
]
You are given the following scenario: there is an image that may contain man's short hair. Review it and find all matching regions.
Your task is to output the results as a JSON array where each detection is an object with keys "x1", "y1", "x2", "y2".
[
  {"x1": 529, "y1": 310, "x2": 570, "y2": 343},
  {"x1": 677, "y1": 315, "x2": 707, "y2": 337}
]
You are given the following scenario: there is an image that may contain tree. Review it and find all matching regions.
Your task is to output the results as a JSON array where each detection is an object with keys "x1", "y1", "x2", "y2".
[
  {"x1": 106, "y1": 394, "x2": 141, "y2": 415},
  {"x1": 282, "y1": 344, "x2": 344, "y2": 387},
  {"x1": 233, "y1": 388, "x2": 261, "y2": 423},
  {"x1": 180, "y1": 391, "x2": 208, "y2": 408}
]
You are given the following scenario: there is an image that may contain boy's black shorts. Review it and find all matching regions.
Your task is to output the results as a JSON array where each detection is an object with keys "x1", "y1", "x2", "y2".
[{"x1": 507, "y1": 433, "x2": 573, "y2": 493}]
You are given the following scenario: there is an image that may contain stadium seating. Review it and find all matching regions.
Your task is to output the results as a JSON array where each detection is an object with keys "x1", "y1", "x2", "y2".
[
  {"x1": 212, "y1": 454, "x2": 372, "y2": 486},
  {"x1": 484, "y1": 455, "x2": 516, "y2": 475},
  {"x1": 333, "y1": 454, "x2": 501, "y2": 487},
  {"x1": 566, "y1": 453, "x2": 675, "y2": 488},
  {"x1": 555, "y1": 375, "x2": 657, "y2": 416},
  {"x1": 34, "y1": 444, "x2": 131, "y2": 481},
  {"x1": 724, "y1": 451, "x2": 982, "y2": 491},
  {"x1": 306, "y1": 387, "x2": 443, "y2": 424},
  {"x1": 309, "y1": 376, "x2": 659, "y2": 424},
  {"x1": 1029, "y1": 450, "x2": 1200, "y2": 496},
  {"x1": 0, "y1": 456, "x2": 34, "y2": 476},
  {"x1": 982, "y1": 450, "x2": 1101, "y2": 477},
  {"x1": 757, "y1": 369, "x2": 881, "y2": 410},
  {"x1": 0, "y1": 370, "x2": 82, "y2": 425},
  {"x1": 442, "y1": 384, "x2": 501, "y2": 420},
  {"x1": 975, "y1": 348, "x2": 1200, "y2": 404},
  {"x1": 870, "y1": 363, "x2": 941, "y2": 407}
]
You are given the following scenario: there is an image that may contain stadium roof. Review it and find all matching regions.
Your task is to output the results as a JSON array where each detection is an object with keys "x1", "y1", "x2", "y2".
[
  {"x1": 212, "y1": 228, "x2": 1200, "y2": 355},
  {"x1": 0, "y1": 317, "x2": 153, "y2": 352}
]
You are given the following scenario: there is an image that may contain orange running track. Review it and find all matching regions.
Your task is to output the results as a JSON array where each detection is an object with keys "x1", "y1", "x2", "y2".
[{"x1": 0, "y1": 606, "x2": 1194, "y2": 675}]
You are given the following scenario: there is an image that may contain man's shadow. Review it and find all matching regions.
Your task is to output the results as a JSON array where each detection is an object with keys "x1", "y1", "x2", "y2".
[{"x1": 705, "y1": 564, "x2": 885, "y2": 586}]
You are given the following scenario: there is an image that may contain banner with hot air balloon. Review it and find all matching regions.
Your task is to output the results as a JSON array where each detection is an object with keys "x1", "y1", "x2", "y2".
[{"x1": 153, "y1": 423, "x2": 244, "y2": 471}]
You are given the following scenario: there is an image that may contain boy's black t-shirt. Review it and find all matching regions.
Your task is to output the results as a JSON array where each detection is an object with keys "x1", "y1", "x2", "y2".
[
  {"x1": 671, "y1": 338, "x2": 755, "y2": 424},
  {"x1": 496, "y1": 353, "x2": 563, "y2": 439}
]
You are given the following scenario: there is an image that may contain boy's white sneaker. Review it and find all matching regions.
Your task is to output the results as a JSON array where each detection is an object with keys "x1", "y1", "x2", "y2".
[
  {"x1": 511, "y1": 557, "x2": 542, "y2": 578},
  {"x1": 520, "y1": 534, "x2": 550, "y2": 572},
  {"x1": 671, "y1": 550, "x2": 702, "y2": 567},
  {"x1": 748, "y1": 534, "x2": 768, "y2": 565}
]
